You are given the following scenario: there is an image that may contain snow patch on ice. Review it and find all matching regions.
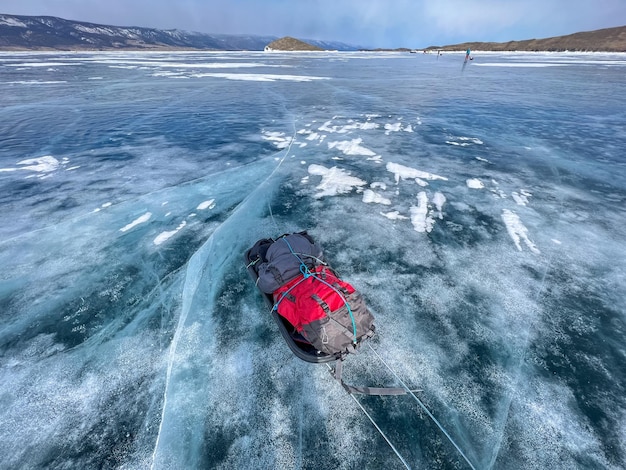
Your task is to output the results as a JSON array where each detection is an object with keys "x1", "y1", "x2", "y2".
[
  {"x1": 307, "y1": 164, "x2": 366, "y2": 199},
  {"x1": 380, "y1": 211, "x2": 409, "y2": 220},
  {"x1": 467, "y1": 178, "x2": 485, "y2": 189},
  {"x1": 188, "y1": 72, "x2": 330, "y2": 82},
  {"x1": 475, "y1": 62, "x2": 564, "y2": 68},
  {"x1": 447, "y1": 136, "x2": 484, "y2": 146},
  {"x1": 318, "y1": 120, "x2": 338, "y2": 133},
  {"x1": 512, "y1": 190, "x2": 532, "y2": 206},
  {"x1": 362, "y1": 189, "x2": 392, "y2": 205},
  {"x1": 511, "y1": 192, "x2": 526, "y2": 205},
  {"x1": 432, "y1": 192, "x2": 446, "y2": 219},
  {"x1": 319, "y1": 118, "x2": 379, "y2": 134},
  {"x1": 384, "y1": 122, "x2": 402, "y2": 134},
  {"x1": 92, "y1": 202, "x2": 113, "y2": 213},
  {"x1": 386, "y1": 162, "x2": 448, "y2": 183},
  {"x1": 154, "y1": 221, "x2": 187, "y2": 246},
  {"x1": 501, "y1": 209, "x2": 540, "y2": 254},
  {"x1": 341, "y1": 120, "x2": 380, "y2": 132},
  {"x1": 120, "y1": 212, "x2": 152, "y2": 232},
  {"x1": 262, "y1": 131, "x2": 292, "y2": 149},
  {"x1": 327, "y1": 138, "x2": 377, "y2": 157},
  {"x1": 0, "y1": 155, "x2": 60, "y2": 177},
  {"x1": 358, "y1": 121, "x2": 379, "y2": 130},
  {"x1": 196, "y1": 199, "x2": 216, "y2": 210},
  {"x1": 410, "y1": 192, "x2": 435, "y2": 233}
]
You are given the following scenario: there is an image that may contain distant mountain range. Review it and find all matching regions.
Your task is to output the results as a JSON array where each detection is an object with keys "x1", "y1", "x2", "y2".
[
  {"x1": 426, "y1": 25, "x2": 626, "y2": 52},
  {"x1": 0, "y1": 14, "x2": 358, "y2": 51},
  {"x1": 1, "y1": 14, "x2": 624, "y2": 52}
]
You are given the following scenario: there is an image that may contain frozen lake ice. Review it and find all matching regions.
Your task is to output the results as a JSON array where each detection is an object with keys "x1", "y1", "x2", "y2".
[{"x1": 1, "y1": 50, "x2": 625, "y2": 469}]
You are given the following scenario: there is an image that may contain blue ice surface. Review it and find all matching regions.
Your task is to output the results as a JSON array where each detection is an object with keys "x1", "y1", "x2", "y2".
[{"x1": 0, "y1": 50, "x2": 625, "y2": 469}]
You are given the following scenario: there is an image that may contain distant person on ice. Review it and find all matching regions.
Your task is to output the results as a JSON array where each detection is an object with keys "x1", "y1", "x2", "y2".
[{"x1": 465, "y1": 48, "x2": 472, "y2": 62}]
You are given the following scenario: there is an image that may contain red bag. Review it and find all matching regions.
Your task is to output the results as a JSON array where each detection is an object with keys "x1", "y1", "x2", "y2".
[{"x1": 272, "y1": 266, "x2": 375, "y2": 355}]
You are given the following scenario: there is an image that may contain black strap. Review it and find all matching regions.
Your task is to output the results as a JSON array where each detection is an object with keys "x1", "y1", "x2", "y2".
[
  {"x1": 332, "y1": 359, "x2": 407, "y2": 396},
  {"x1": 311, "y1": 294, "x2": 330, "y2": 314},
  {"x1": 314, "y1": 301, "x2": 359, "y2": 339}
]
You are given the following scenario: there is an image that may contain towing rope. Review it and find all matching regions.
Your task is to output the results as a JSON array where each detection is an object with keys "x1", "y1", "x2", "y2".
[
  {"x1": 367, "y1": 344, "x2": 477, "y2": 470},
  {"x1": 324, "y1": 363, "x2": 411, "y2": 470}
]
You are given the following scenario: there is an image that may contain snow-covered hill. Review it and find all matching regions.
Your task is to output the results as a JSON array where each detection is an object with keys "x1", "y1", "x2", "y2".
[{"x1": 0, "y1": 14, "x2": 359, "y2": 51}]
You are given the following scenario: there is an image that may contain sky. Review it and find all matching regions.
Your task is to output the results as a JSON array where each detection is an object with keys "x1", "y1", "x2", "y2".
[{"x1": 2, "y1": 0, "x2": 626, "y2": 49}]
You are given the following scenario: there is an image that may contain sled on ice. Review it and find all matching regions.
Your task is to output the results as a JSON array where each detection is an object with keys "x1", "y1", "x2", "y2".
[
  {"x1": 244, "y1": 232, "x2": 406, "y2": 395},
  {"x1": 244, "y1": 231, "x2": 375, "y2": 363}
]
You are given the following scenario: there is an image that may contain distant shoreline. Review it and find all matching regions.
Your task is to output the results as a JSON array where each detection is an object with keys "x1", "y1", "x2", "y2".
[
  {"x1": 1, "y1": 14, "x2": 624, "y2": 52},
  {"x1": 1, "y1": 48, "x2": 626, "y2": 54}
]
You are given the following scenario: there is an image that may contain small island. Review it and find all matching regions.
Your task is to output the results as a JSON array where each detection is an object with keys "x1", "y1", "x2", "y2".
[{"x1": 264, "y1": 36, "x2": 323, "y2": 52}]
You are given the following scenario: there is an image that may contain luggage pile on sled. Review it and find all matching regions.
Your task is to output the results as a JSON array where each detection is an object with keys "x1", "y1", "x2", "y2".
[{"x1": 245, "y1": 232, "x2": 375, "y2": 363}]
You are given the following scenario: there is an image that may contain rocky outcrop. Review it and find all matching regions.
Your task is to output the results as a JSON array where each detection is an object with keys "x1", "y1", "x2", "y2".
[{"x1": 264, "y1": 36, "x2": 323, "y2": 52}]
